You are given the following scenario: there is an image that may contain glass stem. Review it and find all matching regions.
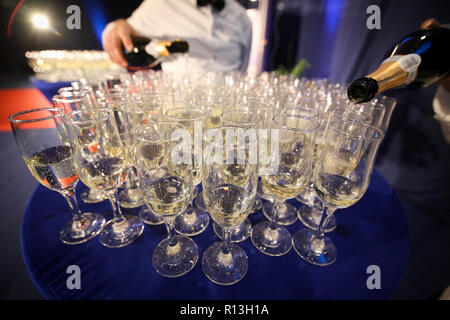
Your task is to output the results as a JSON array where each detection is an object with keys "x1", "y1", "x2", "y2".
[
  {"x1": 127, "y1": 166, "x2": 139, "y2": 189},
  {"x1": 313, "y1": 205, "x2": 337, "y2": 240},
  {"x1": 61, "y1": 191, "x2": 83, "y2": 221},
  {"x1": 106, "y1": 189, "x2": 125, "y2": 223},
  {"x1": 165, "y1": 217, "x2": 178, "y2": 247},
  {"x1": 221, "y1": 227, "x2": 232, "y2": 254},
  {"x1": 270, "y1": 199, "x2": 282, "y2": 229},
  {"x1": 185, "y1": 191, "x2": 196, "y2": 216}
]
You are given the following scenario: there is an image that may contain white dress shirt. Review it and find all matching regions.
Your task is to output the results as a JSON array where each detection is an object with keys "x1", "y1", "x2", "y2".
[
  {"x1": 102, "y1": 0, "x2": 252, "y2": 74},
  {"x1": 433, "y1": 86, "x2": 450, "y2": 143}
]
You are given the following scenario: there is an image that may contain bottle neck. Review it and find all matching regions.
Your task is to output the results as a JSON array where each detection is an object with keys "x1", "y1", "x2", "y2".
[
  {"x1": 347, "y1": 54, "x2": 421, "y2": 103},
  {"x1": 145, "y1": 39, "x2": 188, "y2": 59},
  {"x1": 145, "y1": 40, "x2": 171, "y2": 59},
  {"x1": 367, "y1": 59, "x2": 409, "y2": 94}
]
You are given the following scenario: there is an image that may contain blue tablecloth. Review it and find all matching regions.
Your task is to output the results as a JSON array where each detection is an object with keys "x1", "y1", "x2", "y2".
[
  {"x1": 21, "y1": 170, "x2": 409, "y2": 300},
  {"x1": 30, "y1": 77, "x2": 72, "y2": 102}
]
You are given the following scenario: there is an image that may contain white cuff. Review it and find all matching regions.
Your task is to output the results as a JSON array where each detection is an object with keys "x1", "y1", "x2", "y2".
[
  {"x1": 433, "y1": 86, "x2": 450, "y2": 143},
  {"x1": 101, "y1": 21, "x2": 116, "y2": 50}
]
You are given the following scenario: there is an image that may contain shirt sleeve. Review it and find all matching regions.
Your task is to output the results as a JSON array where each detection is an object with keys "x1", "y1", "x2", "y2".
[
  {"x1": 433, "y1": 86, "x2": 450, "y2": 143},
  {"x1": 126, "y1": 0, "x2": 167, "y2": 38},
  {"x1": 101, "y1": 0, "x2": 167, "y2": 50},
  {"x1": 240, "y1": 19, "x2": 252, "y2": 72}
]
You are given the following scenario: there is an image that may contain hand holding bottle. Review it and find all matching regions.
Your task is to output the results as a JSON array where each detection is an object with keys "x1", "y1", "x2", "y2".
[
  {"x1": 421, "y1": 18, "x2": 450, "y2": 92},
  {"x1": 347, "y1": 19, "x2": 450, "y2": 103},
  {"x1": 103, "y1": 19, "x2": 137, "y2": 68}
]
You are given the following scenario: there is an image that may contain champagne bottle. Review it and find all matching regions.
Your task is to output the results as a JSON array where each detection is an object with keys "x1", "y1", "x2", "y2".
[
  {"x1": 123, "y1": 36, "x2": 189, "y2": 71},
  {"x1": 347, "y1": 25, "x2": 450, "y2": 103}
]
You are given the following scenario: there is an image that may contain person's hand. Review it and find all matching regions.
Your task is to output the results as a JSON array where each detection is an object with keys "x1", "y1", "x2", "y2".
[
  {"x1": 421, "y1": 18, "x2": 450, "y2": 92},
  {"x1": 103, "y1": 19, "x2": 136, "y2": 67}
]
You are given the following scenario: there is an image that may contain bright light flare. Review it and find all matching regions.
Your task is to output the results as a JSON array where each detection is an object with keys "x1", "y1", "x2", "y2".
[{"x1": 32, "y1": 13, "x2": 49, "y2": 29}]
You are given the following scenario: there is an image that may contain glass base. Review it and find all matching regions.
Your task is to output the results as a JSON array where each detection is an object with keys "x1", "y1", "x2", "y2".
[
  {"x1": 292, "y1": 228, "x2": 337, "y2": 266},
  {"x1": 193, "y1": 190, "x2": 207, "y2": 212},
  {"x1": 152, "y1": 235, "x2": 199, "y2": 278},
  {"x1": 139, "y1": 206, "x2": 164, "y2": 225},
  {"x1": 262, "y1": 201, "x2": 298, "y2": 226},
  {"x1": 99, "y1": 215, "x2": 144, "y2": 248},
  {"x1": 202, "y1": 241, "x2": 248, "y2": 286},
  {"x1": 174, "y1": 207, "x2": 210, "y2": 236},
  {"x1": 213, "y1": 218, "x2": 252, "y2": 243},
  {"x1": 249, "y1": 196, "x2": 263, "y2": 214},
  {"x1": 297, "y1": 205, "x2": 337, "y2": 232},
  {"x1": 80, "y1": 188, "x2": 106, "y2": 204},
  {"x1": 118, "y1": 188, "x2": 144, "y2": 209},
  {"x1": 59, "y1": 212, "x2": 106, "y2": 245},
  {"x1": 251, "y1": 221, "x2": 292, "y2": 256}
]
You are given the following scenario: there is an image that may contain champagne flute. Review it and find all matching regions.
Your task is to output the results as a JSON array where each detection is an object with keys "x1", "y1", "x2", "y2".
[
  {"x1": 165, "y1": 107, "x2": 210, "y2": 236},
  {"x1": 236, "y1": 98, "x2": 272, "y2": 216},
  {"x1": 292, "y1": 119, "x2": 384, "y2": 266},
  {"x1": 296, "y1": 105, "x2": 382, "y2": 232},
  {"x1": 251, "y1": 115, "x2": 317, "y2": 256},
  {"x1": 214, "y1": 110, "x2": 261, "y2": 243},
  {"x1": 261, "y1": 107, "x2": 319, "y2": 227},
  {"x1": 96, "y1": 88, "x2": 144, "y2": 209},
  {"x1": 9, "y1": 107, "x2": 105, "y2": 244},
  {"x1": 136, "y1": 122, "x2": 199, "y2": 277},
  {"x1": 52, "y1": 91, "x2": 107, "y2": 204},
  {"x1": 63, "y1": 108, "x2": 144, "y2": 248},
  {"x1": 202, "y1": 126, "x2": 258, "y2": 285},
  {"x1": 128, "y1": 95, "x2": 165, "y2": 225}
]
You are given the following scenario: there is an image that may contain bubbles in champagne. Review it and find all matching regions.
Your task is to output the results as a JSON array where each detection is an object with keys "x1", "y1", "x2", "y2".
[
  {"x1": 314, "y1": 173, "x2": 362, "y2": 208},
  {"x1": 79, "y1": 157, "x2": 127, "y2": 190},
  {"x1": 24, "y1": 145, "x2": 78, "y2": 192},
  {"x1": 142, "y1": 176, "x2": 191, "y2": 217},
  {"x1": 206, "y1": 184, "x2": 251, "y2": 228},
  {"x1": 262, "y1": 166, "x2": 309, "y2": 200}
]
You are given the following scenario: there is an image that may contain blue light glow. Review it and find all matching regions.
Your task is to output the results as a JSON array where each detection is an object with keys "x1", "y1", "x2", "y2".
[
  {"x1": 83, "y1": 0, "x2": 108, "y2": 46},
  {"x1": 324, "y1": 0, "x2": 345, "y2": 36}
]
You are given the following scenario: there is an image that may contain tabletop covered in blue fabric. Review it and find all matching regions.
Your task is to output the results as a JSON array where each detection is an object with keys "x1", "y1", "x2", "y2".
[
  {"x1": 30, "y1": 77, "x2": 72, "y2": 102},
  {"x1": 21, "y1": 170, "x2": 409, "y2": 300}
]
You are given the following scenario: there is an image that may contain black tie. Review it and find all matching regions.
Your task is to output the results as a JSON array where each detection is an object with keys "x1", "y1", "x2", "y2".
[{"x1": 197, "y1": 0, "x2": 225, "y2": 12}]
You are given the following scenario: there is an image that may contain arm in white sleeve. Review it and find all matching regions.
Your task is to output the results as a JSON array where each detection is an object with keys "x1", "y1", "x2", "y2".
[
  {"x1": 126, "y1": 0, "x2": 167, "y2": 38},
  {"x1": 433, "y1": 86, "x2": 450, "y2": 143},
  {"x1": 101, "y1": 0, "x2": 166, "y2": 50}
]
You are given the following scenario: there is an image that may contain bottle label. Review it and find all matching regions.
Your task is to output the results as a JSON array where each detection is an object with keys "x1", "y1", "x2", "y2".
[
  {"x1": 145, "y1": 41, "x2": 160, "y2": 59},
  {"x1": 382, "y1": 54, "x2": 421, "y2": 84}
]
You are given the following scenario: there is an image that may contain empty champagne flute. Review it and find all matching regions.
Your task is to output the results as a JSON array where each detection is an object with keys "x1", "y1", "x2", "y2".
[
  {"x1": 202, "y1": 126, "x2": 258, "y2": 285},
  {"x1": 136, "y1": 122, "x2": 198, "y2": 277},
  {"x1": 292, "y1": 119, "x2": 384, "y2": 266},
  {"x1": 10, "y1": 107, "x2": 106, "y2": 244},
  {"x1": 63, "y1": 108, "x2": 144, "y2": 248},
  {"x1": 251, "y1": 115, "x2": 317, "y2": 256}
]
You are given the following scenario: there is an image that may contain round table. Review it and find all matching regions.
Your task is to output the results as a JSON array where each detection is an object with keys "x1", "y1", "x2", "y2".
[{"x1": 21, "y1": 170, "x2": 409, "y2": 299}]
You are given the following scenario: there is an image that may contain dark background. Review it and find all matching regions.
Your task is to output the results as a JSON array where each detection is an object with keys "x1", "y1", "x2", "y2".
[
  {"x1": 0, "y1": 0, "x2": 141, "y2": 79},
  {"x1": 0, "y1": 0, "x2": 449, "y2": 299}
]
